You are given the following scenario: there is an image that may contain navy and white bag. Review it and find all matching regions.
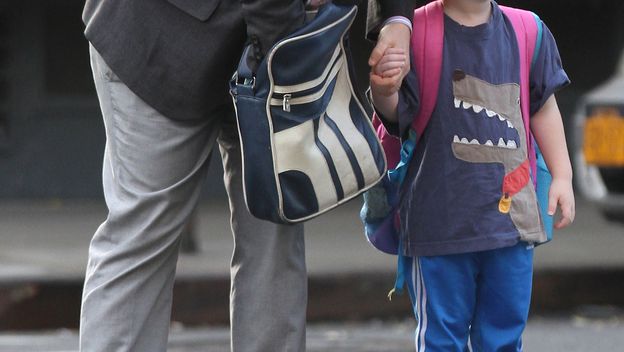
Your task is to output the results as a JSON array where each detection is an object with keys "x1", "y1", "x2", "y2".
[{"x1": 230, "y1": 3, "x2": 387, "y2": 224}]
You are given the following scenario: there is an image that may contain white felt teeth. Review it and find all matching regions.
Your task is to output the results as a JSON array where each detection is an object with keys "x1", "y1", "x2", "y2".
[
  {"x1": 455, "y1": 99, "x2": 514, "y2": 125},
  {"x1": 453, "y1": 135, "x2": 518, "y2": 149}
]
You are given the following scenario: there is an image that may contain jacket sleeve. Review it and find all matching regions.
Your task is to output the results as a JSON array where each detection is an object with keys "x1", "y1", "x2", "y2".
[
  {"x1": 240, "y1": 0, "x2": 306, "y2": 65},
  {"x1": 365, "y1": 0, "x2": 419, "y2": 40},
  {"x1": 376, "y1": 0, "x2": 413, "y2": 19}
]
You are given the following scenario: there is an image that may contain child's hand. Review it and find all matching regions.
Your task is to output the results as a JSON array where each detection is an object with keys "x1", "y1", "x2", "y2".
[
  {"x1": 372, "y1": 48, "x2": 406, "y2": 78},
  {"x1": 371, "y1": 48, "x2": 406, "y2": 98},
  {"x1": 548, "y1": 178, "x2": 575, "y2": 229}
]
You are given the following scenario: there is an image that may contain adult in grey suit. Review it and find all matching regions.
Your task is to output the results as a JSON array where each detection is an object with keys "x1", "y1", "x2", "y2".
[{"x1": 80, "y1": 0, "x2": 412, "y2": 351}]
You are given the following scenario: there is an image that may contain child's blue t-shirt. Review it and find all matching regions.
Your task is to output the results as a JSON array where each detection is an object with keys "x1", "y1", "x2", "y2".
[{"x1": 386, "y1": 2, "x2": 569, "y2": 257}]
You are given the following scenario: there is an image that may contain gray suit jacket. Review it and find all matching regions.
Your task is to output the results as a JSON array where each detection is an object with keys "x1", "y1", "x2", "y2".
[{"x1": 83, "y1": 0, "x2": 411, "y2": 120}]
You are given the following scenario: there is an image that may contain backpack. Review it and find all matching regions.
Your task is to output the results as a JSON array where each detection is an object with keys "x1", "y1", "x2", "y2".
[{"x1": 360, "y1": 0, "x2": 553, "y2": 295}]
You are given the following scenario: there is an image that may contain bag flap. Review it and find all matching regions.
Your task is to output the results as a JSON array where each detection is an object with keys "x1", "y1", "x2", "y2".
[
  {"x1": 265, "y1": 4, "x2": 359, "y2": 123},
  {"x1": 268, "y1": 4, "x2": 356, "y2": 87}
]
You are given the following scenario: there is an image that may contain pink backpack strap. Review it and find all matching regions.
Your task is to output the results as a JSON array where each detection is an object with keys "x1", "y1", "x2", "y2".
[
  {"x1": 499, "y1": 6, "x2": 539, "y2": 182},
  {"x1": 371, "y1": 0, "x2": 444, "y2": 170},
  {"x1": 411, "y1": 0, "x2": 444, "y2": 137}
]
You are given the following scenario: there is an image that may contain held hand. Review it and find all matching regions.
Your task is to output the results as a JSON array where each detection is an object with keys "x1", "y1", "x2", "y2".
[
  {"x1": 373, "y1": 48, "x2": 406, "y2": 78},
  {"x1": 548, "y1": 178, "x2": 576, "y2": 229},
  {"x1": 370, "y1": 48, "x2": 406, "y2": 98},
  {"x1": 368, "y1": 22, "x2": 411, "y2": 95}
]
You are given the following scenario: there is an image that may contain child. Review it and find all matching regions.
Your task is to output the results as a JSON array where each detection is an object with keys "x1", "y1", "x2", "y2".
[{"x1": 370, "y1": 0, "x2": 575, "y2": 350}]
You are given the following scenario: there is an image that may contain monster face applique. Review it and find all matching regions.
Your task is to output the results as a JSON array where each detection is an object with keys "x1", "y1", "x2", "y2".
[{"x1": 450, "y1": 69, "x2": 544, "y2": 241}]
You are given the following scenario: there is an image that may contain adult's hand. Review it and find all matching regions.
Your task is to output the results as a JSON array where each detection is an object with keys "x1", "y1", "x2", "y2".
[{"x1": 368, "y1": 22, "x2": 411, "y2": 96}]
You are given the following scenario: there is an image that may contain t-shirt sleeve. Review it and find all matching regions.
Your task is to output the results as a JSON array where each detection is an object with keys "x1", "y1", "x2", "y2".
[
  {"x1": 529, "y1": 22, "x2": 570, "y2": 116},
  {"x1": 373, "y1": 61, "x2": 421, "y2": 139}
]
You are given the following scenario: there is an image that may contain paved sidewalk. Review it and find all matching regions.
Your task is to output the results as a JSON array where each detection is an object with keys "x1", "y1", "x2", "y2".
[
  {"x1": 0, "y1": 197, "x2": 396, "y2": 283},
  {"x1": 1, "y1": 315, "x2": 624, "y2": 352},
  {"x1": 0, "y1": 196, "x2": 622, "y2": 283},
  {"x1": 0, "y1": 195, "x2": 623, "y2": 329}
]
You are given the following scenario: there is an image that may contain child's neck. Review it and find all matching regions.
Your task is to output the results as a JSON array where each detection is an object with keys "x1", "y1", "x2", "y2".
[{"x1": 444, "y1": 0, "x2": 492, "y2": 27}]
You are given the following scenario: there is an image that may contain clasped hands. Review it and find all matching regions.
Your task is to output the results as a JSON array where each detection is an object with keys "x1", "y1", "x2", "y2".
[{"x1": 369, "y1": 22, "x2": 411, "y2": 97}]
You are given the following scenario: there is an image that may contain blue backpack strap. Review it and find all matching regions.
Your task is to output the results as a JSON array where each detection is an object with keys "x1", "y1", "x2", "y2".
[
  {"x1": 388, "y1": 238, "x2": 410, "y2": 299},
  {"x1": 529, "y1": 13, "x2": 555, "y2": 241},
  {"x1": 530, "y1": 12, "x2": 543, "y2": 70},
  {"x1": 388, "y1": 130, "x2": 417, "y2": 185}
]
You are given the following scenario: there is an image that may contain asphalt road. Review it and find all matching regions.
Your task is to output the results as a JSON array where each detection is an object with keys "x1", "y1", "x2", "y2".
[{"x1": 0, "y1": 314, "x2": 623, "y2": 352}]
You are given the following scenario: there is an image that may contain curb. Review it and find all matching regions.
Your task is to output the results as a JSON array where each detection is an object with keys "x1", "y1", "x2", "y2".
[{"x1": 1, "y1": 269, "x2": 624, "y2": 330}]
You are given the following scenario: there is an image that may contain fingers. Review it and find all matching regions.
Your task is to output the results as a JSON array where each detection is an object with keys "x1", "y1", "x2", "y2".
[
  {"x1": 373, "y1": 47, "x2": 406, "y2": 74},
  {"x1": 555, "y1": 212, "x2": 572, "y2": 230},
  {"x1": 547, "y1": 191, "x2": 558, "y2": 216},
  {"x1": 374, "y1": 58, "x2": 406, "y2": 76},
  {"x1": 370, "y1": 73, "x2": 401, "y2": 96},
  {"x1": 370, "y1": 45, "x2": 404, "y2": 65},
  {"x1": 548, "y1": 192, "x2": 567, "y2": 229},
  {"x1": 381, "y1": 68, "x2": 401, "y2": 78},
  {"x1": 550, "y1": 191, "x2": 575, "y2": 229},
  {"x1": 376, "y1": 22, "x2": 411, "y2": 80},
  {"x1": 378, "y1": 54, "x2": 406, "y2": 64},
  {"x1": 382, "y1": 48, "x2": 406, "y2": 56},
  {"x1": 375, "y1": 49, "x2": 407, "y2": 72},
  {"x1": 370, "y1": 73, "x2": 400, "y2": 96},
  {"x1": 555, "y1": 199, "x2": 575, "y2": 229},
  {"x1": 370, "y1": 73, "x2": 388, "y2": 89},
  {"x1": 370, "y1": 41, "x2": 408, "y2": 95},
  {"x1": 369, "y1": 41, "x2": 389, "y2": 67},
  {"x1": 400, "y1": 58, "x2": 411, "y2": 81}
]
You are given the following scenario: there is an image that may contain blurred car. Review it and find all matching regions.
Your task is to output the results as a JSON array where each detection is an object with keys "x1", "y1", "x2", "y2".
[{"x1": 574, "y1": 51, "x2": 624, "y2": 223}]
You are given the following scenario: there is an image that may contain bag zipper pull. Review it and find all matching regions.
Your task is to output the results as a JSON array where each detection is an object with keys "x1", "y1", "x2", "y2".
[{"x1": 283, "y1": 94, "x2": 291, "y2": 112}]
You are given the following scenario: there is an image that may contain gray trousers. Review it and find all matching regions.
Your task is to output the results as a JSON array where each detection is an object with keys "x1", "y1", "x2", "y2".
[{"x1": 80, "y1": 46, "x2": 307, "y2": 352}]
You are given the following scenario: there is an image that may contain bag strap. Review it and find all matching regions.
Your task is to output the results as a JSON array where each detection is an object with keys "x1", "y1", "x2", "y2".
[
  {"x1": 384, "y1": 0, "x2": 444, "y2": 186},
  {"x1": 499, "y1": 6, "x2": 542, "y2": 182},
  {"x1": 410, "y1": 0, "x2": 445, "y2": 138},
  {"x1": 386, "y1": 0, "x2": 445, "y2": 300}
]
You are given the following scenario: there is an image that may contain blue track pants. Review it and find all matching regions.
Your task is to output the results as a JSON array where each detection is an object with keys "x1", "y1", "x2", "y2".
[{"x1": 405, "y1": 243, "x2": 534, "y2": 352}]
